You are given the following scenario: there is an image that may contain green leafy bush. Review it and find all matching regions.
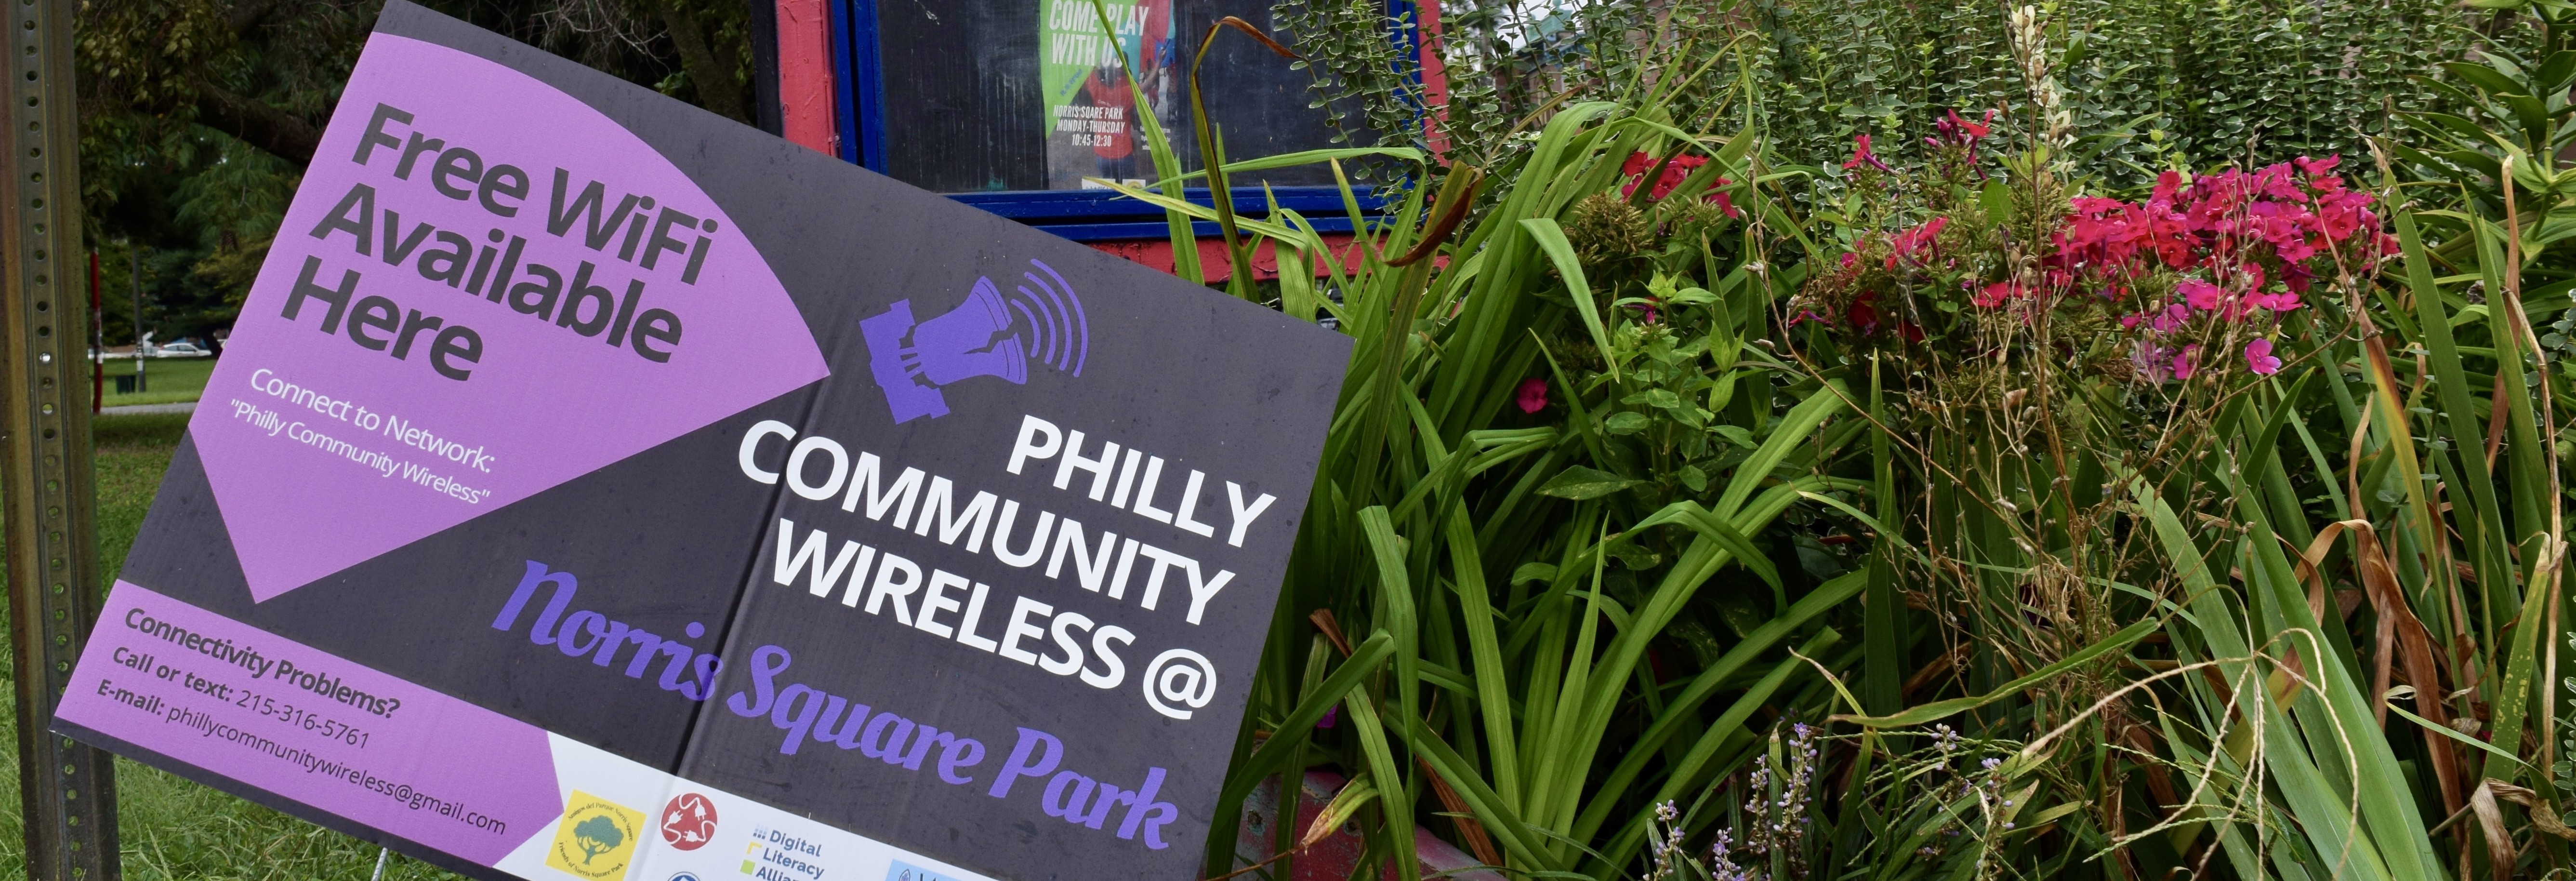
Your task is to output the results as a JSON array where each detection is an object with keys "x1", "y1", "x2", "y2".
[{"x1": 1134, "y1": 4, "x2": 2576, "y2": 879}]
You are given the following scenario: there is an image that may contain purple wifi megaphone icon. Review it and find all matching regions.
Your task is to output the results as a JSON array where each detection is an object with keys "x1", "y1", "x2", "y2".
[{"x1": 859, "y1": 259, "x2": 1089, "y2": 423}]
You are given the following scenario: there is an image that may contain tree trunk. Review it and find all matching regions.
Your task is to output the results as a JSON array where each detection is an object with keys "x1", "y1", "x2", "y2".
[
  {"x1": 193, "y1": 86, "x2": 322, "y2": 165},
  {"x1": 648, "y1": 0, "x2": 751, "y2": 124}
]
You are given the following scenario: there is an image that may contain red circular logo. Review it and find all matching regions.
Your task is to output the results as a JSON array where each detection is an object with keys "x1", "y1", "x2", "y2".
[{"x1": 659, "y1": 793, "x2": 718, "y2": 851}]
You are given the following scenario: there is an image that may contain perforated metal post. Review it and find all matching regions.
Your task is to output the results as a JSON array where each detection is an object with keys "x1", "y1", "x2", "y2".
[{"x1": 2, "y1": 0, "x2": 119, "y2": 877}]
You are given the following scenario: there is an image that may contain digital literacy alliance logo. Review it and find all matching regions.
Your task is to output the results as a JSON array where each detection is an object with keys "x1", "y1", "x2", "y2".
[
  {"x1": 859, "y1": 259, "x2": 1089, "y2": 424},
  {"x1": 547, "y1": 791, "x2": 646, "y2": 881},
  {"x1": 660, "y1": 792, "x2": 719, "y2": 851}
]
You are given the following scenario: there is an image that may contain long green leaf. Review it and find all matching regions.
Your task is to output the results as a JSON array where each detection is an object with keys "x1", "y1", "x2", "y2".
[
  {"x1": 1443, "y1": 501, "x2": 1522, "y2": 816},
  {"x1": 1520, "y1": 217, "x2": 1616, "y2": 380},
  {"x1": 1830, "y1": 618, "x2": 2158, "y2": 728},
  {"x1": 1341, "y1": 683, "x2": 1419, "y2": 881}
]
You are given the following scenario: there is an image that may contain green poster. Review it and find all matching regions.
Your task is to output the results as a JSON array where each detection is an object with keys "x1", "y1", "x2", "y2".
[{"x1": 1039, "y1": 0, "x2": 1174, "y2": 190}]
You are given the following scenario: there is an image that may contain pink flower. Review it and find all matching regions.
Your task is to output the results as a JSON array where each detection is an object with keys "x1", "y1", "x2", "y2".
[
  {"x1": 1844, "y1": 134, "x2": 1890, "y2": 172},
  {"x1": 2133, "y1": 341, "x2": 2173, "y2": 382},
  {"x1": 2237, "y1": 263, "x2": 2268, "y2": 294},
  {"x1": 2179, "y1": 279, "x2": 2224, "y2": 311},
  {"x1": 2244, "y1": 338, "x2": 2281, "y2": 374},
  {"x1": 2149, "y1": 302, "x2": 2190, "y2": 333},
  {"x1": 1652, "y1": 155, "x2": 1708, "y2": 199},
  {"x1": 2315, "y1": 189, "x2": 2377, "y2": 240},
  {"x1": 2252, "y1": 162, "x2": 2304, "y2": 202},
  {"x1": 2282, "y1": 261, "x2": 2315, "y2": 294},
  {"x1": 2246, "y1": 290, "x2": 2303, "y2": 312},
  {"x1": 2172, "y1": 344, "x2": 2200, "y2": 380},
  {"x1": 1516, "y1": 377, "x2": 1549, "y2": 414}
]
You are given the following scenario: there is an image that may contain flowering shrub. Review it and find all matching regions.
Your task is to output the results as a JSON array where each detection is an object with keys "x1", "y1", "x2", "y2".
[
  {"x1": 1794, "y1": 117, "x2": 2392, "y2": 388},
  {"x1": 1620, "y1": 150, "x2": 1739, "y2": 218},
  {"x1": 1654, "y1": 722, "x2": 2030, "y2": 881},
  {"x1": 1739, "y1": 722, "x2": 1820, "y2": 878},
  {"x1": 1733, "y1": 106, "x2": 2453, "y2": 881}
]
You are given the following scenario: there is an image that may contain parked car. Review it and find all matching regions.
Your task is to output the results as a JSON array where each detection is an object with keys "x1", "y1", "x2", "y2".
[{"x1": 150, "y1": 342, "x2": 211, "y2": 358}]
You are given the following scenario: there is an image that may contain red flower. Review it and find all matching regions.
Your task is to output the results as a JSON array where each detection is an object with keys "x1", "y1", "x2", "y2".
[
  {"x1": 1708, "y1": 179, "x2": 1740, "y2": 219},
  {"x1": 1515, "y1": 377, "x2": 1549, "y2": 414},
  {"x1": 1619, "y1": 152, "x2": 1737, "y2": 216},
  {"x1": 2150, "y1": 170, "x2": 2187, "y2": 205},
  {"x1": 2036, "y1": 153, "x2": 2377, "y2": 321},
  {"x1": 1974, "y1": 280, "x2": 2024, "y2": 308},
  {"x1": 1642, "y1": 155, "x2": 1706, "y2": 198},
  {"x1": 1928, "y1": 108, "x2": 1999, "y2": 158},
  {"x1": 1886, "y1": 216, "x2": 1947, "y2": 269},
  {"x1": 2056, "y1": 197, "x2": 2152, "y2": 278},
  {"x1": 1847, "y1": 293, "x2": 1881, "y2": 332}
]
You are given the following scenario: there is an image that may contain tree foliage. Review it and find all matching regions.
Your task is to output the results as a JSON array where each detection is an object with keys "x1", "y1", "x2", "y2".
[
  {"x1": 1283, "y1": 0, "x2": 2471, "y2": 191},
  {"x1": 75, "y1": 0, "x2": 756, "y2": 344}
]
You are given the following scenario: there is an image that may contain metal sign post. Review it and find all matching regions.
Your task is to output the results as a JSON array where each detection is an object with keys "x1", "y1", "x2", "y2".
[{"x1": 3, "y1": 0, "x2": 119, "y2": 877}]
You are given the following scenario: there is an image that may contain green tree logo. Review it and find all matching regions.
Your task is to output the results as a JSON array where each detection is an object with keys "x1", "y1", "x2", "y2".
[
  {"x1": 572, "y1": 814, "x2": 626, "y2": 866},
  {"x1": 547, "y1": 794, "x2": 643, "y2": 881}
]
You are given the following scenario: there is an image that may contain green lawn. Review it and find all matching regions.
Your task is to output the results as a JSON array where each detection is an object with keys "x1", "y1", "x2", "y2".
[
  {"x1": 97, "y1": 357, "x2": 217, "y2": 408},
  {"x1": 0, "y1": 413, "x2": 466, "y2": 881}
]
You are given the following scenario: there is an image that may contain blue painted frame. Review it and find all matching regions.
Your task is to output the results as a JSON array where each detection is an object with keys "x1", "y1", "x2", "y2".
[
  {"x1": 824, "y1": 2, "x2": 1402, "y2": 242},
  {"x1": 827, "y1": 0, "x2": 884, "y2": 169},
  {"x1": 950, "y1": 186, "x2": 1385, "y2": 241},
  {"x1": 826, "y1": 0, "x2": 858, "y2": 163},
  {"x1": 845, "y1": 0, "x2": 888, "y2": 170}
]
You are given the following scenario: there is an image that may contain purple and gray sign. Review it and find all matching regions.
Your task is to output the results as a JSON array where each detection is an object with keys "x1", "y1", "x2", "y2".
[{"x1": 53, "y1": 4, "x2": 1347, "y2": 881}]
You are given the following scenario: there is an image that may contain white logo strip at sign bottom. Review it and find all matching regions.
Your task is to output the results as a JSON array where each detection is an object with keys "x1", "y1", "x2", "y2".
[{"x1": 491, "y1": 734, "x2": 996, "y2": 881}]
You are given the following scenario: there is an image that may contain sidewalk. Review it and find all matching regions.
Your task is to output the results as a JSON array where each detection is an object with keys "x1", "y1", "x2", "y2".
[{"x1": 101, "y1": 402, "x2": 196, "y2": 416}]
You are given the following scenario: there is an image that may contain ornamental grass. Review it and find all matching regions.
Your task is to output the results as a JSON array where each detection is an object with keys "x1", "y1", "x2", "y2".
[{"x1": 1104, "y1": 3, "x2": 2574, "y2": 878}]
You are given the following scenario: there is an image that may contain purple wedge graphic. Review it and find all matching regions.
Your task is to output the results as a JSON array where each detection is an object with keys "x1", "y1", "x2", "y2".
[
  {"x1": 56, "y1": 582, "x2": 564, "y2": 867},
  {"x1": 190, "y1": 34, "x2": 829, "y2": 601}
]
